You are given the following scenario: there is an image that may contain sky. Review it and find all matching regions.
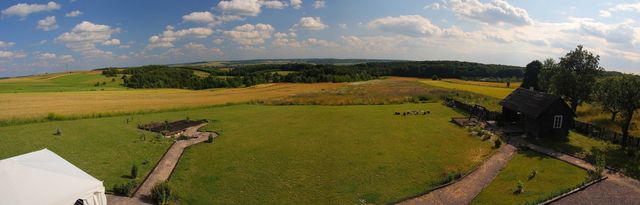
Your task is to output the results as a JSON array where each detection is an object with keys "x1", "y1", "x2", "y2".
[{"x1": 0, "y1": 0, "x2": 639, "y2": 77}]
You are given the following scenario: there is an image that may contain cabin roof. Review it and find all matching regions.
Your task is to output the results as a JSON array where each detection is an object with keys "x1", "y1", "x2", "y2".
[{"x1": 499, "y1": 88, "x2": 573, "y2": 118}]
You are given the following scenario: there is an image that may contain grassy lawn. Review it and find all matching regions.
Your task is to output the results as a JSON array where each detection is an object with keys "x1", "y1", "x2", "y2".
[
  {"x1": 0, "y1": 71, "x2": 125, "y2": 93},
  {"x1": 530, "y1": 132, "x2": 640, "y2": 179},
  {"x1": 0, "y1": 115, "x2": 172, "y2": 191},
  {"x1": 422, "y1": 79, "x2": 516, "y2": 99},
  {"x1": 471, "y1": 150, "x2": 589, "y2": 205},
  {"x1": 169, "y1": 103, "x2": 494, "y2": 205}
]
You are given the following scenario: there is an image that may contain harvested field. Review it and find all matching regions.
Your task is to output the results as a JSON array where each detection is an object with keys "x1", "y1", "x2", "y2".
[{"x1": 0, "y1": 82, "x2": 345, "y2": 121}]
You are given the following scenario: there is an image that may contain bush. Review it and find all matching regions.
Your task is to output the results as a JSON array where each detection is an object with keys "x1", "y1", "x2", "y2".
[
  {"x1": 494, "y1": 139, "x2": 502, "y2": 149},
  {"x1": 515, "y1": 180, "x2": 524, "y2": 194},
  {"x1": 590, "y1": 150, "x2": 606, "y2": 179},
  {"x1": 113, "y1": 180, "x2": 137, "y2": 196},
  {"x1": 206, "y1": 134, "x2": 214, "y2": 143},
  {"x1": 432, "y1": 75, "x2": 440, "y2": 80},
  {"x1": 131, "y1": 165, "x2": 138, "y2": 179},
  {"x1": 528, "y1": 169, "x2": 537, "y2": 180},
  {"x1": 151, "y1": 181, "x2": 173, "y2": 205}
]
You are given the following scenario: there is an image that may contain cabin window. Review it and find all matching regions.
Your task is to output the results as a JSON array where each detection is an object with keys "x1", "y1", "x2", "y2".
[{"x1": 553, "y1": 115, "x2": 563, "y2": 128}]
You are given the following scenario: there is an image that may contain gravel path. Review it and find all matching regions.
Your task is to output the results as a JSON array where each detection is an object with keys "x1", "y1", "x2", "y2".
[
  {"x1": 396, "y1": 144, "x2": 517, "y2": 205},
  {"x1": 108, "y1": 124, "x2": 215, "y2": 205}
]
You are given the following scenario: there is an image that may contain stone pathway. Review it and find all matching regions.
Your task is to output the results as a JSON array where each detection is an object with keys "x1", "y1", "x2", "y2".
[
  {"x1": 396, "y1": 143, "x2": 517, "y2": 205},
  {"x1": 517, "y1": 138, "x2": 640, "y2": 205},
  {"x1": 107, "y1": 124, "x2": 216, "y2": 205}
]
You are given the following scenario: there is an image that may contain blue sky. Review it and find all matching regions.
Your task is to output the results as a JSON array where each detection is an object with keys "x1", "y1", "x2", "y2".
[{"x1": 0, "y1": 0, "x2": 639, "y2": 77}]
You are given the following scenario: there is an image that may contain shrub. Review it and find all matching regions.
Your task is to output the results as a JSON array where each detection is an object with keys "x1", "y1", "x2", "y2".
[
  {"x1": 432, "y1": 75, "x2": 440, "y2": 80},
  {"x1": 131, "y1": 165, "x2": 138, "y2": 179},
  {"x1": 515, "y1": 180, "x2": 524, "y2": 194},
  {"x1": 151, "y1": 181, "x2": 173, "y2": 205},
  {"x1": 54, "y1": 128, "x2": 62, "y2": 136},
  {"x1": 494, "y1": 139, "x2": 502, "y2": 149},
  {"x1": 528, "y1": 169, "x2": 537, "y2": 180},
  {"x1": 206, "y1": 134, "x2": 214, "y2": 143},
  {"x1": 590, "y1": 150, "x2": 606, "y2": 179},
  {"x1": 113, "y1": 180, "x2": 137, "y2": 196}
]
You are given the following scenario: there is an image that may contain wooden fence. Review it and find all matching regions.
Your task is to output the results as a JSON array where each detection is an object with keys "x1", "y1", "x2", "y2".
[
  {"x1": 445, "y1": 98, "x2": 501, "y2": 121},
  {"x1": 573, "y1": 120, "x2": 640, "y2": 149}
]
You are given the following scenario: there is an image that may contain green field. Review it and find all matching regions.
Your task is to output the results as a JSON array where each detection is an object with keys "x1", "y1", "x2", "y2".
[
  {"x1": 0, "y1": 115, "x2": 171, "y2": 190},
  {"x1": 471, "y1": 150, "x2": 589, "y2": 205},
  {"x1": 0, "y1": 71, "x2": 125, "y2": 93},
  {"x1": 170, "y1": 103, "x2": 494, "y2": 204}
]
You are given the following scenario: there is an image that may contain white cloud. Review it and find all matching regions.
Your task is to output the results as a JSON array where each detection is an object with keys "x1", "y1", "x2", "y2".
[
  {"x1": 295, "y1": 17, "x2": 328, "y2": 30},
  {"x1": 182, "y1": 11, "x2": 243, "y2": 27},
  {"x1": 1, "y1": 1, "x2": 61, "y2": 18},
  {"x1": 442, "y1": 0, "x2": 533, "y2": 26},
  {"x1": 0, "y1": 51, "x2": 27, "y2": 59},
  {"x1": 368, "y1": 15, "x2": 441, "y2": 36},
  {"x1": 303, "y1": 38, "x2": 337, "y2": 47},
  {"x1": 36, "y1": 16, "x2": 58, "y2": 31},
  {"x1": 65, "y1": 10, "x2": 82, "y2": 17},
  {"x1": 56, "y1": 21, "x2": 120, "y2": 57},
  {"x1": 573, "y1": 18, "x2": 638, "y2": 45},
  {"x1": 424, "y1": 3, "x2": 441, "y2": 10},
  {"x1": 600, "y1": 3, "x2": 640, "y2": 17},
  {"x1": 183, "y1": 11, "x2": 215, "y2": 23},
  {"x1": 102, "y1": 39, "x2": 121, "y2": 46},
  {"x1": 290, "y1": 0, "x2": 302, "y2": 9},
  {"x1": 262, "y1": 0, "x2": 288, "y2": 9},
  {"x1": 148, "y1": 26, "x2": 213, "y2": 49},
  {"x1": 37, "y1": 52, "x2": 57, "y2": 60},
  {"x1": 313, "y1": 0, "x2": 325, "y2": 9},
  {"x1": 272, "y1": 31, "x2": 301, "y2": 48},
  {"x1": 216, "y1": 0, "x2": 262, "y2": 16},
  {"x1": 338, "y1": 23, "x2": 348, "y2": 30},
  {"x1": 213, "y1": 38, "x2": 225, "y2": 45},
  {"x1": 0, "y1": 41, "x2": 15, "y2": 48},
  {"x1": 224, "y1": 23, "x2": 274, "y2": 46}
]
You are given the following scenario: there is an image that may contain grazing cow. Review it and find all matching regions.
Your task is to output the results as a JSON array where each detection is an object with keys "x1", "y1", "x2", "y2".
[
  {"x1": 427, "y1": 111, "x2": 431, "y2": 114},
  {"x1": 394, "y1": 112, "x2": 400, "y2": 115}
]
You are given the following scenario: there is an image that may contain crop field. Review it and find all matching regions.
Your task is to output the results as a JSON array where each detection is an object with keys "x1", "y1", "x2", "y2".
[
  {"x1": 421, "y1": 79, "x2": 516, "y2": 99},
  {"x1": 170, "y1": 103, "x2": 494, "y2": 204},
  {"x1": 0, "y1": 82, "x2": 345, "y2": 121},
  {"x1": 443, "y1": 79, "x2": 520, "y2": 88},
  {"x1": 0, "y1": 71, "x2": 125, "y2": 93},
  {"x1": 471, "y1": 150, "x2": 589, "y2": 205}
]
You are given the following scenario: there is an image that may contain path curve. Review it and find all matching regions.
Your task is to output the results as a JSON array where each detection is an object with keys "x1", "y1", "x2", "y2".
[
  {"x1": 108, "y1": 123, "x2": 216, "y2": 205},
  {"x1": 397, "y1": 144, "x2": 517, "y2": 205}
]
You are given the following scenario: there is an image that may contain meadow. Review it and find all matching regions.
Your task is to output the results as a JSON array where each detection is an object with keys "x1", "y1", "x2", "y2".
[
  {"x1": 170, "y1": 103, "x2": 494, "y2": 204},
  {"x1": 471, "y1": 150, "x2": 589, "y2": 205},
  {"x1": 0, "y1": 115, "x2": 172, "y2": 190},
  {"x1": 0, "y1": 81, "x2": 344, "y2": 121},
  {"x1": 0, "y1": 71, "x2": 125, "y2": 93},
  {"x1": 421, "y1": 79, "x2": 516, "y2": 99}
]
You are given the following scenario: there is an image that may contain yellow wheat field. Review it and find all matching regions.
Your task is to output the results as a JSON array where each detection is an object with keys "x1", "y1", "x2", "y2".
[{"x1": 0, "y1": 83, "x2": 345, "y2": 120}]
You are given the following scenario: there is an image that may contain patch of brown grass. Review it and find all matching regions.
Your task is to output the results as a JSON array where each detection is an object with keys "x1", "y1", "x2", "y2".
[{"x1": 0, "y1": 83, "x2": 344, "y2": 120}]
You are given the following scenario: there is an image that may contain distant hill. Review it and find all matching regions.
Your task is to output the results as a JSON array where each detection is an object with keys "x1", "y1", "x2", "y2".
[{"x1": 167, "y1": 58, "x2": 407, "y2": 68}]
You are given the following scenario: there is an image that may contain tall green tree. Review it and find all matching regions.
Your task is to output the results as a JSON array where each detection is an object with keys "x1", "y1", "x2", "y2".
[
  {"x1": 593, "y1": 77, "x2": 622, "y2": 121},
  {"x1": 537, "y1": 58, "x2": 558, "y2": 92},
  {"x1": 552, "y1": 45, "x2": 603, "y2": 112},
  {"x1": 521, "y1": 60, "x2": 543, "y2": 90},
  {"x1": 610, "y1": 75, "x2": 640, "y2": 145}
]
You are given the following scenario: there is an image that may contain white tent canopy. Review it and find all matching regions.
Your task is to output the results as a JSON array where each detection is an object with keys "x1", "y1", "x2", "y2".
[{"x1": 0, "y1": 149, "x2": 107, "y2": 205}]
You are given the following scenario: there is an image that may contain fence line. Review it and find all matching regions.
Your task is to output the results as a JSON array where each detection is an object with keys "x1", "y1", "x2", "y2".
[{"x1": 445, "y1": 98, "x2": 639, "y2": 149}]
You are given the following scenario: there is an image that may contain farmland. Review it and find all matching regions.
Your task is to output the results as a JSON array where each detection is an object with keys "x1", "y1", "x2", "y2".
[
  {"x1": 0, "y1": 81, "x2": 344, "y2": 121},
  {"x1": 421, "y1": 79, "x2": 515, "y2": 99},
  {"x1": 0, "y1": 71, "x2": 125, "y2": 93}
]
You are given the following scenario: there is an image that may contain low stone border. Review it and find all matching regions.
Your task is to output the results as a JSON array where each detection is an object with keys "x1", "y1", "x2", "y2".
[{"x1": 537, "y1": 176, "x2": 608, "y2": 205}]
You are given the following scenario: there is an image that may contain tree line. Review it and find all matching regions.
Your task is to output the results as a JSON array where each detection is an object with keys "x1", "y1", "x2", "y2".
[{"x1": 521, "y1": 45, "x2": 639, "y2": 145}]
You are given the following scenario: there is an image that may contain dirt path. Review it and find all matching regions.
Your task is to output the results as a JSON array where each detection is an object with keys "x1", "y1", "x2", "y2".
[
  {"x1": 397, "y1": 144, "x2": 517, "y2": 205},
  {"x1": 518, "y1": 139, "x2": 640, "y2": 205},
  {"x1": 107, "y1": 124, "x2": 216, "y2": 205}
]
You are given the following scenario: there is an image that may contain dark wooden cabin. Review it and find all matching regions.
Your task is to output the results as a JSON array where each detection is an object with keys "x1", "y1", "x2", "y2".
[{"x1": 500, "y1": 88, "x2": 575, "y2": 137}]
